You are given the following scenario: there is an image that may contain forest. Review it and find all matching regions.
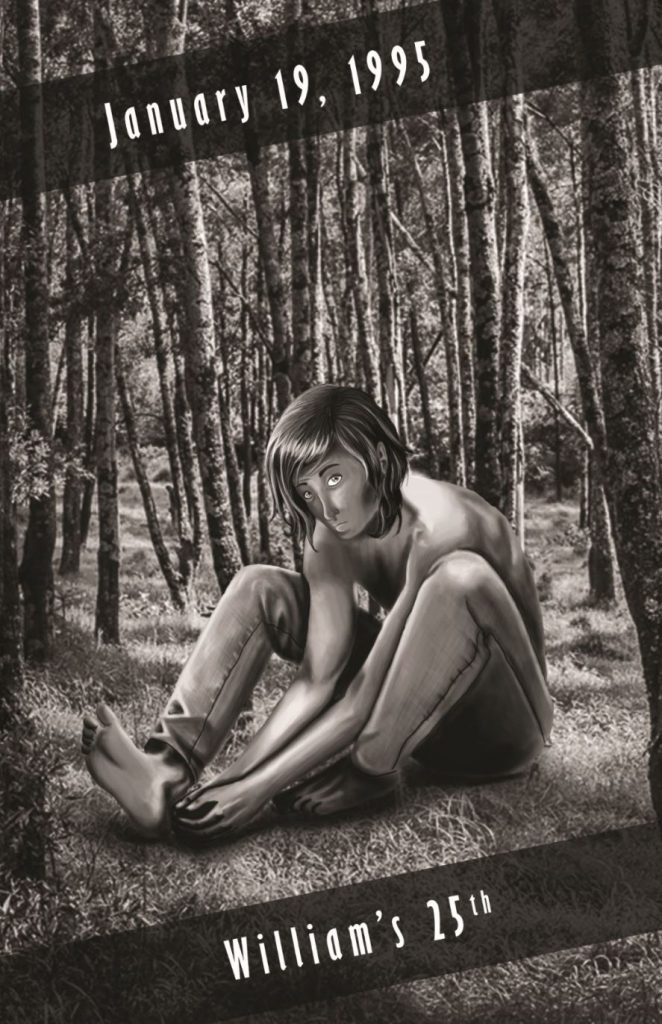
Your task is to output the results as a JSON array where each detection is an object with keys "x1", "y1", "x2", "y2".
[{"x1": 2, "y1": 0, "x2": 662, "y2": 1020}]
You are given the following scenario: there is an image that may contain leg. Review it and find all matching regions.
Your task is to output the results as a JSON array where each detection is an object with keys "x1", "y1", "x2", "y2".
[
  {"x1": 82, "y1": 566, "x2": 309, "y2": 834},
  {"x1": 352, "y1": 551, "x2": 553, "y2": 779}
]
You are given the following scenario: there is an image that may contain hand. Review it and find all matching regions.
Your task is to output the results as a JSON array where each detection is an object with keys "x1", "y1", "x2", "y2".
[
  {"x1": 172, "y1": 776, "x2": 264, "y2": 841},
  {"x1": 405, "y1": 525, "x2": 438, "y2": 592}
]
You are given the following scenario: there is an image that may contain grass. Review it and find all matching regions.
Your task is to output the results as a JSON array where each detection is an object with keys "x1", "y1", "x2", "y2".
[{"x1": 2, "y1": 467, "x2": 661, "y2": 1022}]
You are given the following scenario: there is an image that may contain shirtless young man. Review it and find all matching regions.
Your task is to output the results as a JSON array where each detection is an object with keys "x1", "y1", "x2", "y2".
[{"x1": 82, "y1": 384, "x2": 553, "y2": 842}]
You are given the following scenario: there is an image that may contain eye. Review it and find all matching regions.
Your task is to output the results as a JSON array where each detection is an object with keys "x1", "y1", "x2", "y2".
[
  {"x1": 327, "y1": 473, "x2": 342, "y2": 488},
  {"x1": 300, "y1": 489, "x2": 314, "y2": 503}
]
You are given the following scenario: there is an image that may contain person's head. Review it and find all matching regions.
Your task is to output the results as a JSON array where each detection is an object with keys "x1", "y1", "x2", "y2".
[{"x1": 266, "y1": 385, "x2": 409, "y2": 545}]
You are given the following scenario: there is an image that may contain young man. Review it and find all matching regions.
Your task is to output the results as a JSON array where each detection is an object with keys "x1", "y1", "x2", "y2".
[{"x1": 82, "y1": 385, "x2": 553, "y2": 841}]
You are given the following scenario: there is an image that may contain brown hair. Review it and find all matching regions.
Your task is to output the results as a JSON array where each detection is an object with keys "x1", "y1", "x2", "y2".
[{"x1": 266, "y1": 385, "x2": 410, "y2": 546}]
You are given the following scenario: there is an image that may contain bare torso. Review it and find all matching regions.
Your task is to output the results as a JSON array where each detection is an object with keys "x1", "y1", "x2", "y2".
[{"x1": 311, "y1": 472, "x2": 546, "y2": 674}]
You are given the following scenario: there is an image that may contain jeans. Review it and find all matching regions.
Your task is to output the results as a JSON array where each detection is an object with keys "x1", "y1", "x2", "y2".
[{"x1": 147, "y1": 554, "x2": 553, "y2": 783}]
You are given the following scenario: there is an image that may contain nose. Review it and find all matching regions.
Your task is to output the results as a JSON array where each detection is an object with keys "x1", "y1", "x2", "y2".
[{"x1": 320, "y1": 494, "x2": 340, "y2": 522}]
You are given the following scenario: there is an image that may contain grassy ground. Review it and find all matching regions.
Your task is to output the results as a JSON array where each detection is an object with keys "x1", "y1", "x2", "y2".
[{"x1": 3, "y1": 465, "x2": 661, "y2": 1022}]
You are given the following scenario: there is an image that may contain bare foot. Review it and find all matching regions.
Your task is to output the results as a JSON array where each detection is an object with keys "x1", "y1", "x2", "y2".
[
  {"x1": 82, "y1": 703, "x2": 191, "y2": 836},
  {"x1": 272, "y1": 756, "x2": 400, "y2": 817}
]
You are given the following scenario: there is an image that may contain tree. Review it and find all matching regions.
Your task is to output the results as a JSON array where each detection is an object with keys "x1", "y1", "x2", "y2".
[
  {"x1": 59, "y1": 195, "x2": 85, "y2": 574},
  {"x1": 578, "y1": 0, "x2": 662, "y2": 828},
  {"x1": 495, "y1": 0, "x2": 529, "y2": 539},
  {"x1": 17, "y1": 0, "x2": 56, "y2": 661},
  {"x1": 144, "y1": 0, "x2": 242, "y2": 592},
  {"x1": 442, "y1": 0, "x2": 502, "y2": 507}
]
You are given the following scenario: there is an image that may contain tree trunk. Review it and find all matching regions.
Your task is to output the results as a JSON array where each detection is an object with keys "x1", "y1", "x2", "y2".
[
  {"x1": 401, "y1": 116, "x2": 464, "y2": 483},
  {"x1": 126, "y1": 165, "x2": 193, "y2": 573},
  {"x1": 578, "y1": 4, "x2": 662, "y2": 828},
  {"x1": 366, "y1": 121, "x2": 407, "y2": 440},
  {"x1": 79, "y1": 327, "x2": 95, "y2": 547},
  {"x1": 0, "y1": 219, "x2": 24, "y2": 718},
  {"x1": 306, "y1": 131, "x2": 324, "y2": 386},
  {"x1": 255, "y1": 343, "x2": 272, "y2": 563},
  {"x1": 17, "y1": 0, "x2": 56, "y2": 661},
  {"x1": 240, "y1": 245, "x2": 253, "y2": 520},
  {"x1": 632, "y1": 68, "x2": 660, "y2": 411},
  {"x1": 117, "y1": 352, "x2": 187, "y2": 609},
  {"x1": 94, "y1": 183, "x2": 121, "y2": 644},
  {"x1": 442, "y1": 1, "x2": 502, "y2": 507},
  {"x1": 288, "y1": 3, "x2": 311, "y2": 395},
  {"x1": 343, "y1": 128, "x2": 380, "y2": 400},
  {"x1": 59, "y1": 197, "x2": 85, "y2": 574},
  {"x1": 587, "y1": 453, "x2": 616, "y2": 602},
  {"x1": 527, "y1": 133, "x2": 617, "y2": 592},
  {"x1": 446, "y1": 110, "x2": 476, "y2": 487},
  {"x1": 494, "y1": 0, "x2": 528, "y2": 536},
  {"x1": 244, "y1": 133, "x2": 293, "y2": 413},
  {"x1": 409, "y1": 302, "x2": 438, "y2": 474},
  {"x1": 143, "y1": 0, "x2": 241, "y2": 593}
]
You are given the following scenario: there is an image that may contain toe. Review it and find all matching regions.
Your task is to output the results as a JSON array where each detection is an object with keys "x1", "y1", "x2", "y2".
[
  {"x1": 96, "y1": 702, "x2": 117, "y2": 727},
  {"x1": 82, "y1": 714, "x2": 98, "y2": 731}
]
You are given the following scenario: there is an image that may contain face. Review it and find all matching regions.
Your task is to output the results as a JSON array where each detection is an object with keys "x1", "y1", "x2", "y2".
[{"x1": 294, "y1": 443, "x2": 386, "y2": 540}]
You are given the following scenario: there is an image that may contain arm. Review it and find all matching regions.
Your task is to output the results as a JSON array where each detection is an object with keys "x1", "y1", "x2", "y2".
[
  {"x1": 174, "y1": 558, "x2": 424, "y2": 835},
  {"x1": 251, "y1": 571, "x2": 422, "y2": 802},
  {"x1": 216, "y1": 536, "x2": 357, "y2": 783}
]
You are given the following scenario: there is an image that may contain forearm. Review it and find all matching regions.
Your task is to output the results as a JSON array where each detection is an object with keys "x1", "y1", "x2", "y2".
[
  {"x1": 246, "y1": 583, "x2": 421, "y2": 801},
  {"x1": 244, "y1": 691, "x2": 363, "y2": 802},
  {"x1": 219, "y1": 677, "x2": 334, "y2": 782}
]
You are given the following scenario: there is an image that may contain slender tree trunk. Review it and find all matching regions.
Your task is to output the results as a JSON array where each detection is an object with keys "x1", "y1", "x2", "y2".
[
  {"x1": 409, "y1": 302, "x2": 438, "y2": 473},
  {"x1": 245, "y1": 134, "x2": 293, "y2": 412},
  {"x1": 0, "y1": 212, "x2": 24, "y2": 717},
  {"x1": 255, "y1": 344, "x2": 272, "y2": 563},
  {"x1": 288, "y1": 3, "x2": 311, "y2": 395},
  {"x1": 17, "y1": 0, "x2": 56, "y2": 661},
  {"x1": 344, "y1": 128, "x2": 380, "y2": 400},
  {"x1": 94, "y1": 187, "x2": 121, "y2": 644},
  {"x1": 144, "y1": 0, "x2": 241, "y2": 593},
  {"x1": 59, "y1": 199, "x2": 85, "y2": 574},
  {"x1": 79, "y1": 327, "x2": 95, "y2": 547},
  {"x1": 170, "y1": 329, "x2": 204, "y2": 568},
  {"x1": 633, "y1": 68, "x2": 661, "y2": 411},
  {"x1": 494, "y1": 0, "x2": 528, "y2": 535},
  {"x1": 401, "y1": 116, "x2": 465, "y2": 483},
  {"x1": 578, "y1": 4, "x2": 662, "y2": 826},
  {"x1": 366, "y1": 122, "x2": 407, "y2": 440},
  {"x1": 587, "y1": 452, "x2": 616, "y2": 601},
  {"x1": 446, "y1": 110, "x2": 476, "y2": 487},
  {"x1": 240, "y1": 244, "x2": 253, "y2": 520},
  {"x1": 306, "y1": 132, "x2": 324, "y2": 385},
  {"x1": 527, "y1": 133, "x2": 617, "y2": 594},
  {"x1": 126, "y1": 166, "x2": 191, "y2": 557},
  {"x1": 117, "y1": 352, "x2": 187, "y2": 609},
  {"x1": 443, "y1": 1, "x2": 502, "y2": 507}
]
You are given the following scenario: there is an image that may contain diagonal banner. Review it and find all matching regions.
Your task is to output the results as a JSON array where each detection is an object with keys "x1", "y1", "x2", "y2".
[
  {"x1": 2, "y1": 824, "x2": 662, "y2": 1023},
  {"x1": 2, "y1": 0, "x2": 662, "y2": 199}
]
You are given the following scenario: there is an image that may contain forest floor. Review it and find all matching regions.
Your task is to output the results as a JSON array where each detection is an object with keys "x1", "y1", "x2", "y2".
[{"x1": 3, "y1": 459, "x2": 662, "y2": 1023}]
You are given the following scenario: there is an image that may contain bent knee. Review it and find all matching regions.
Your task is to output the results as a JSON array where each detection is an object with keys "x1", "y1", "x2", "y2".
[
  {"x1": 423, "y1": 551, "x2": 499, "y2": 602},
  {"x1": 227, "y1": 564, "x2": 293, "y2": 600}
]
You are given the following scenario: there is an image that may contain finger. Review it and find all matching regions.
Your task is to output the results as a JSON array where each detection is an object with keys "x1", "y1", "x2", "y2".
[
  {"x1": 173, "y1": 812, "x2": 226, "y2": 836},
  {"x1": 174, "y1": 782, "x2": 211, "y2": 810},
  {"x1": 174, "y1": 799, "x2": 218, "y2": 823}
]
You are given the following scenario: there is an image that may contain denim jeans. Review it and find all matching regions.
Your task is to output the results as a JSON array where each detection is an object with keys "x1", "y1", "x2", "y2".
[{"x1": 147, "y1": 555, "x2": 553, "y2": 782}]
